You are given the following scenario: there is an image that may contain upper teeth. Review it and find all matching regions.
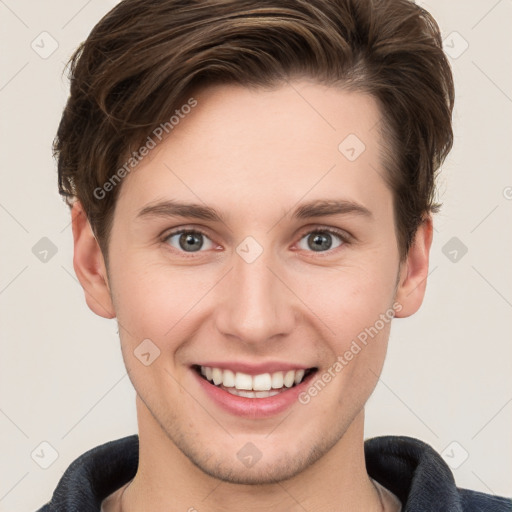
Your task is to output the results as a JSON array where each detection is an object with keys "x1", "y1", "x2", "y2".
[{"x1": 200, "y1": 366, "x2": 306, "y2": 391}]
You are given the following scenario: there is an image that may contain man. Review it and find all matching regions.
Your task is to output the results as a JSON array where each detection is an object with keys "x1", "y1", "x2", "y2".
[{"x1": 37, "y1": 0, "x2": 512, "y2": 510}]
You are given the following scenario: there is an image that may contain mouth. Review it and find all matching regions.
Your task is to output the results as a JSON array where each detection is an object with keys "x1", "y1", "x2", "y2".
[{"x1": 192, "y1": 364, "x2": 318, "y2": 399}]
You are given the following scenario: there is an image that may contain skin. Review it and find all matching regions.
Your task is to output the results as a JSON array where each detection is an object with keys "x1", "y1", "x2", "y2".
[{"x1": 72, "y1": 80, "x2": 432, "y2": 512}]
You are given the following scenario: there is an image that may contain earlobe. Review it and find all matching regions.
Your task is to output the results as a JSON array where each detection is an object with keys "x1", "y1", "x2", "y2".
[
  {"x1": 394, "y1": 216, "x2": 433, "y2": 318},
  {"x1": 71, "y1": 201, "x2": 116, "y2": 319}
]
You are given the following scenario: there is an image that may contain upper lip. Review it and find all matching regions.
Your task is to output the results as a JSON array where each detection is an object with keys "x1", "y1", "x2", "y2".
[{"x1": 193, "y1": 361, "x2": 315, "y2": 375}]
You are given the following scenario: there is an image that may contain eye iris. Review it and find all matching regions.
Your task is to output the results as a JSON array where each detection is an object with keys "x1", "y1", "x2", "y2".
[
  {"x1": 180, "y1": 232, "x2": 203, "y2": 252},
  {"x1": 173, "y1": 230, "x2": 338, "y2": 253},
  {"x1": 309, "y1": 232, "x2": 332, "y2": 252}
]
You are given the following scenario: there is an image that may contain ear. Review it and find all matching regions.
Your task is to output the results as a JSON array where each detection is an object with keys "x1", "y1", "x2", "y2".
[
  {"x1": 394, "y1": 215, "x2": 433, "y2": 318},
  {"x1": 71, "y1": 201, "x2": 116, "y2": 319}
]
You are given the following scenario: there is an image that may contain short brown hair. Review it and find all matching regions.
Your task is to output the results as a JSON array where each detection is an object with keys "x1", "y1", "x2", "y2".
[{"x1": 55, "y1": 0, "x2": 454, "y2": 265}]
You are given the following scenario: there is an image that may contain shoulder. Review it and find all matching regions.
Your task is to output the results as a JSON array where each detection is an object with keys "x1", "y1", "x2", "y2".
[
  {"x1": 364, "y1": 435, "x2": 512, "y2": 512},
  {"x1": 34, "y1": 435, "x2": 138, "y2": 512},
  {"x1": 458, "y1": 488, "x2": 512, "y2": 512}
]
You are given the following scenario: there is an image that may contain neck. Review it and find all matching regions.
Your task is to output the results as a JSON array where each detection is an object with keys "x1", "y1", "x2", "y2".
[{"x1": 117, "y1": 397, "x2": 383, "y2": 512}]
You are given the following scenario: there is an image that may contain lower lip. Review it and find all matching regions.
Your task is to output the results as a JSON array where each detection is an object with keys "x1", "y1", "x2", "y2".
[{"x1": 192, "y1": 369, "x2": 316, "y2": 419}]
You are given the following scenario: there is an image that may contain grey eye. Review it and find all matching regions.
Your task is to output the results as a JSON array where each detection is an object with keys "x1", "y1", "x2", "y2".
[
  {"x1": 297, "y1": 231, "x2": 344, "y2": 252},
  {"x1": 165, "y1": 230, "x2": 214, "y2": 252}
]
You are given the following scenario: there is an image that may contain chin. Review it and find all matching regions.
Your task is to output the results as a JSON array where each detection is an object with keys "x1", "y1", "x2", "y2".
[
  {"x1": 188, "y1": 453, "x2": 311, "y2": 485},
  {"x1": 172, "y1": 432, "x2": 335, "y2": 486}
]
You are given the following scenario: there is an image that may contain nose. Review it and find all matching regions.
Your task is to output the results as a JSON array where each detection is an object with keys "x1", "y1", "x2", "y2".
[{"x1": 214, "y1": 244, "x2": 297, "y2": 347}]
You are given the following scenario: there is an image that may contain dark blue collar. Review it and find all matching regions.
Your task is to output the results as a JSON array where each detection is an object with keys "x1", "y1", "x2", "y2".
[{"x1": 37, "y1": 434, "x2": 512, "y2": 511}]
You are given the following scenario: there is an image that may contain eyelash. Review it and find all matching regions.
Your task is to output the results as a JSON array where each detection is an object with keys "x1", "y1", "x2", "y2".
[{"x1": 160, "y1": 226, "x2": 351, "y2": 257}]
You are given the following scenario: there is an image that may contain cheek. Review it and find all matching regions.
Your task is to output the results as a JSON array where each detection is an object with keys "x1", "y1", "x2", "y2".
[
  {"x1": 110, "y1": 258, "x2": 199, "y2": 340},
  {"x1": 109, "y1": 233, "x2": 399, "y2": 357},
  {"x1": 303, "y1": 261, "x2": 398, "y2": 343}
]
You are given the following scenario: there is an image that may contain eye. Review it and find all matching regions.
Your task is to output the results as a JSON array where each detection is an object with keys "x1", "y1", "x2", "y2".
[
  {"x1": 163, "y1": 229, "x2": 216, "y2": 253},
  {"x1": 161, "y1": 226, "x2": 349, "y2": 256},
  {"x1": 296, "y1": 228, "x2": 347, "y2": 253}
]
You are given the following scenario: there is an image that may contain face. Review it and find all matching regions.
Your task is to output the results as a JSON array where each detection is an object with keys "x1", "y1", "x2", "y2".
[{"x1": 73, "y1": 80, "x2": 431, "y2": 485}]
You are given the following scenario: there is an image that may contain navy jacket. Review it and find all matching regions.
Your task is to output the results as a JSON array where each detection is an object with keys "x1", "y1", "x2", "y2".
[{"x1": 36, "y1": 434, "x2": 512, "y2": 511}]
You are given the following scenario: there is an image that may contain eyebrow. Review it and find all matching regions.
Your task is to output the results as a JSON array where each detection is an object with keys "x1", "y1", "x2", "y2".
[{"x1": 135, "y1": 198, "x2": 373, "y2": 223}]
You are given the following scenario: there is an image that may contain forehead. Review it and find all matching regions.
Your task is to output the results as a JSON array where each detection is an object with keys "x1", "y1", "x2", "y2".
[{"x1": 115, "y1": 80, "x2": 390, "y2": 225}]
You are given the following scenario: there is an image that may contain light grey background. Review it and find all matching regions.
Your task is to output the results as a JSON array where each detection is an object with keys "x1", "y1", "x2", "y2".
[{"x1": 1, "y1": 1, "x2": 511, "y2": 510}]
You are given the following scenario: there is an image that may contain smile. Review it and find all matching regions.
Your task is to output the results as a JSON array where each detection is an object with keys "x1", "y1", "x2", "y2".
[
  {"x1": 191, "y1": 363, "x2": 318, "y2": 417},
  {"x1": 196, "y1": 365, "x2": 316, "y2": 398}
]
